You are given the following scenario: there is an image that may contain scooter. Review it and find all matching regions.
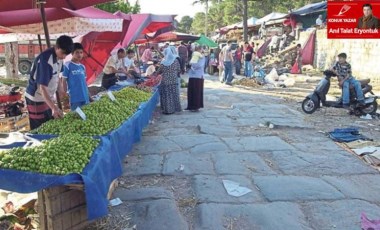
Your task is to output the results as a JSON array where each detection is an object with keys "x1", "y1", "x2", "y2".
[{"x1": 302, "y1": 70, "x2": 378, "y2": 116}]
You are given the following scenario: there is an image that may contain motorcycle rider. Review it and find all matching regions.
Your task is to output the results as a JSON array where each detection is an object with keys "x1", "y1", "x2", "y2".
[{"x1": 331, "y1": 53, "x2": 365, "y2": 109}]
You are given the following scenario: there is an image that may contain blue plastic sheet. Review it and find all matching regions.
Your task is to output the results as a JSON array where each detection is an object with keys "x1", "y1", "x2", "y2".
[
  {"x1": 0, "y1": 87, "x2": 159, "y2": 220},
  {"x1": 0, "y1": 136, "x2": 122, "y2": 220},
  {"x1": 329, "y1": 127, "x2": 372, "y2": 143}
]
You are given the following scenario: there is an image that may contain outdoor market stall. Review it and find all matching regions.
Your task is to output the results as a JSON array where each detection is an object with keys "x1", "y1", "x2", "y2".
[{"x1": 0, "y1": 84, "x2": 160, "y2": 229}]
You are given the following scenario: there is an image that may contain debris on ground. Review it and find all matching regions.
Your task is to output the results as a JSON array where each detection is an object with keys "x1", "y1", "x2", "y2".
[
  {"x1": 233, "y1": 78, "x2": 261, "y2": 88},
  {"x1": 222, "y1": 180, "x2": 252, "y2": 197}
]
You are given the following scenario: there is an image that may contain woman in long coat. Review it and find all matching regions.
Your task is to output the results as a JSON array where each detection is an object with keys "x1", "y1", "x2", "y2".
[
  {"x1": 186, "y1": 46, "x2": 206, "y2": 112},
  {"x1": 159, "y1": 48, "x2": 182, "y2": 114}
]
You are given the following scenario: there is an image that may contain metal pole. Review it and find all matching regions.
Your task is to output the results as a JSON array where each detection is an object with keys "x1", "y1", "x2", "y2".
[
  {"x1": 37, "y1": 0, "x2": 51, "y2": 48},
  {"x1": 37, "y1": 35, "x2": 43, "y2": 52},
  {"x1": 134, "y1": 43, "x2": 142, "y2": 76}
]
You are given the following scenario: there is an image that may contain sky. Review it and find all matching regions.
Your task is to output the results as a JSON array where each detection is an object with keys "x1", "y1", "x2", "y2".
[{"x1": 130, "y1": 0, "x2": 205, "y2": 20}]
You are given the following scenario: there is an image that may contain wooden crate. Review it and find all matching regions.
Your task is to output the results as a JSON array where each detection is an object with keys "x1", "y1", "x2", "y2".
[
  {"x1": 38, "y1": 185, "x2": 89, "y2": 230},
  {"x1": 0, "y1": 113, "x2": 29, "y2": 132},
  {"x1": 38, "y1": 180, "x2": 118, "y2": 230}
]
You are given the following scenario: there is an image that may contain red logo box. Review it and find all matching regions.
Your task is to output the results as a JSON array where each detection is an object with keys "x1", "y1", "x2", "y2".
[{"x1": 327, "y1": 0, "x2": 380, "y2": 39}]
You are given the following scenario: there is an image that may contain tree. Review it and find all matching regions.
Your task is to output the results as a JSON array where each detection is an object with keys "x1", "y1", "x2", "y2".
[
  {"x1": 177, "y1": 16, "x2": 194, "y2": 33},
  {"x1": 191, "y1": 12, "x2": 206, "y2": 35},
  {"x1": 96, "y1": 0, "x2": 140, "y2": 14},
  {"x1": 243, "y1": 0, "x2": 248, "y2": 41},
  {"x1": 193, "y1": 0, "x2": 209, "y2": 36}
]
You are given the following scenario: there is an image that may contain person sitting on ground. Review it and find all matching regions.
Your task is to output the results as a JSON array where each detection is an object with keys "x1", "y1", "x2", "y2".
[
  {"x1": 331, "y1": 53, "x2": 365, "y2": 108},
  {"x1": 102, "y1": 48, "x2": 128, "y2": 89},
  {"x1": 144, "y1": 61, "x2": 159, "y2": 77}
]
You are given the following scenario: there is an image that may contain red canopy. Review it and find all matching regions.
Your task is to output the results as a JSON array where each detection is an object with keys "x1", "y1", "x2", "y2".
[
  {"x1": 0, "y1": 7, "x2": 120, "y2": 28},
  {"x1": 75, "y1": 32, "x2": 124, "y2": 84},
  {"x1": 134, "y1": 32, "x2": 200, "y2": 44},
  {"x1": 0, "y1": 0, "x2": 113, "y2": 12},
  {"x1": 114, "y1": 12, "x2": 175, "y2": 47},
  {"x1": 291, "y1": 31, "x2": 316, "y2": 74}
]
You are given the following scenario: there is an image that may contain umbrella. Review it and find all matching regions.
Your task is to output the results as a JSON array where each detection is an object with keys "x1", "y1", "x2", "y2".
[
  {"x1": 0, "y1": 7, "x2": 122, "y2": 36},
  {"x1": 74, "y1": 31, "x2": 124, "y2": 84},
  {"x1": 256, "y1": 12, "x2": 287, "y2": 25},
  {"x1": 114, "y1": 12, "x2": 175, "y2": 47},
  {"x1": 135, "y1": 31, "x2": 200, "y2": 44},
  {"x1": 0, "y1": 0, "x2": 114, "y2": 12},
  {"x1": 0, "y1": 0, "x2": 114, "y2": 108},
  {"x1": 195, "y1": 35, "x2": 218, "y2": 48}
]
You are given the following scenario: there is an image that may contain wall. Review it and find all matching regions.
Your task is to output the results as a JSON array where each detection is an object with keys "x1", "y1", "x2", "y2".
[{"x1": 310, "y1": 29, "x2": 380, "y2": 81}]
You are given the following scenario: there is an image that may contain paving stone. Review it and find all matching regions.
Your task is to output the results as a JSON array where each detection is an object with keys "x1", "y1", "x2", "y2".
[
  {"x1": 211, "y1": 152, "x2": 276, "y2": 175},
  {"x1": 163, "y1": 152, "x2": 214, "y2": 175},
  {"x1": 195, "y1": 202, "x2": 312, "y2": 230},
  {"x1": 222, "y1": 136, "x2": 294, "y2": 152},
  {"x1": 234, "y1": 118, "x2": 262, "y2": 126},
  {"x1": 133, "y1": 136, "x2": 182, "y2": 154},
  {"x1": 149, "y1": 127, "x2": 199, "y2": 136},
  {"x1": 269, "y1": 150, "x2": 376, "y2": 176},
  {"x1": 322, "y1": 174, "x2": 380, "y2": 202},
  {"x1": 190, "y1": 142, "x2": 230, "y2": 154},
  {"x1": 198, "y1": 124, "x2": 240, "y2": 137},
  {"x1": 193, "y1": 175, "x2": 263, "y2": 203},
  {"x1": 304, "y1": 200, "x2": 380, "y2": 230},
  {"x1": 123, "y1": 154, "x2": 163, "y2": 176},
  {"x1": 202, "y1": 109, "x2": 241, "y2": 118},
  {"x1": 261, "y1": 117, "x2": 313, "y2": 129},
  {"x1": 113, "y1": 187, "x2": 174, "y2": 201},
  {"x1": 253, "y1": 176, "x2": 345, "y2": 201},
  {"x1": 292, "y1": 141, "x2": 344, "y2": 153},
  {"x1": 168, "y1": 134, "x2": 220, "y2": 149},
  {"x1": 128, "y1": 199, "x2": 188, "y2": 230}
]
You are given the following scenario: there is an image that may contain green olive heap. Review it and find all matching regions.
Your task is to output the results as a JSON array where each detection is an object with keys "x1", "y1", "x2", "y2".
[
  {"x1": 35, "y1": 88, "x2": 152, "y2": 135},
  {"x1": 0, "y1": 134, "x2": 100, "y2": 175}
]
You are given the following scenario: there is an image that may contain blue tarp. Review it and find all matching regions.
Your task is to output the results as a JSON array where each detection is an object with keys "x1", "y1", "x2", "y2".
[
  {"x1": 291, "y1": 1, "x2": 327, "y2": 15},
  {"x1": 0, "y1": 88, "x2": 159, "y2": 220},
  {"x1": 329, "y1": 127, "x2": 372, "y2": 143}
]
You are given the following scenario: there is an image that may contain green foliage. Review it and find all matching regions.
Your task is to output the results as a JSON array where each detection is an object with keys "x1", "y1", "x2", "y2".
[
  {"x1": 191, "y1": 12, "x2": 206, "y2": 35},
  {"x1": 177, "y1": 16, "x2": 194, "y2": 33},
  {"x1": 190, "y1": 0, "x2": 323, "y2": 33},
  {"x1": 96, "y1": 0, "x2": 141, "y2": 14}
]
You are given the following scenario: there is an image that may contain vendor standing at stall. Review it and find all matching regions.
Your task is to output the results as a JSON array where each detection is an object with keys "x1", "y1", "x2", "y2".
[
  {"x1": 101, "y1": 48, "x2": 128, "y2": 89},
  {"x1": 25, "y1": 35, "x2": 74, "y2": 130}
]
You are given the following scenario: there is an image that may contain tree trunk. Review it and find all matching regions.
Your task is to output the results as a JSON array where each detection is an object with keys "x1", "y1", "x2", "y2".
[
  {"x1": 205, "y1": 0, "x2": 209, "y2": 36},
  {"x1": 5, "y1": 42, "x2": 18, "y2": 79},
  {"x1": 243, "y1": 0, "x2": 248, "y2": 41}
]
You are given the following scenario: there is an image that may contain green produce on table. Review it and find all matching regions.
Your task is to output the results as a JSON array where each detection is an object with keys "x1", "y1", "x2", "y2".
[
  {"x1": 35, "y1": 88, "x2": 152, "y2": 135},
  {"x1": 0, "y1": 134, "x2": 99, "y2": 175}
]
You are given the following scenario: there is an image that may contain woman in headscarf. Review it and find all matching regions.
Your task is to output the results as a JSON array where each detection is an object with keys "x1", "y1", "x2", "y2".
[
  {"x1": 158, "y1": 48, "x2": 182, "y2": 114},
  {"x1": 186, "y1": 45, "x2": 206, "y2": 112}
]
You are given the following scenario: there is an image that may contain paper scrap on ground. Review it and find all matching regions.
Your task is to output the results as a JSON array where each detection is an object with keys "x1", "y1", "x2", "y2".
[
  {"x1": 222, "y1": 180, "x2": 252, "y2": 197},
  {"x1": 353, "y1": 146, "x2": 380, "y2": 156},
  {"x1": 109, "y1": 198, "x2": 123, "y2": 207}
]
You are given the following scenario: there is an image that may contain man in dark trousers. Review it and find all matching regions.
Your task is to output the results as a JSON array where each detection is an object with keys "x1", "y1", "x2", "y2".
[
  {"x1": 25, "y1": 35, "x2": 74, "y2": 130},
  {"x1": 178, "y1": 42, "x2": 188, "y2": 74},
  {"x1": 357, "y1": 3, "x2": 379, "y2": 29}
]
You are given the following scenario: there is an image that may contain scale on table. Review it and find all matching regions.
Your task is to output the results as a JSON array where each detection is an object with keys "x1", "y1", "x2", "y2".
[{"x1": 0, "y1": 132, "x2": 42, "y2": 150}]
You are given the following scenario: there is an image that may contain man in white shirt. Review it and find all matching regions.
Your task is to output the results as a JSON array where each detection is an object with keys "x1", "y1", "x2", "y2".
[
  {"x1": 102, "y1": 48, "x2": 127, "y2": 89},
  {"x1": 316, "y1": 15, "x2": 323, "y2": 27},
  {"x1": 123, "y1": 49, "x2": 140, "y2": 79},
  {"x1": 269, "y1": 33, "x2": 280, "y2": 53}
]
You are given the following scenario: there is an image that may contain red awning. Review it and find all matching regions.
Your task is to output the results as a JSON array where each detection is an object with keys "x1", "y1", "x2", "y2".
[
  {"x1": 134, "y1": 32, "x2": 199, "y2": 44},
  {"x1": 0, "y1": 7, "x2": 120, "y2": 27},
  {"x1": 114, "y1": 12, "x2": 175, "y2": 47},
  {"x1": 75, "y1": 31, "x2": 124, "y2": 84},
  {"x1": 0, "y1": 0, "x2": 113, "y2": 12}
]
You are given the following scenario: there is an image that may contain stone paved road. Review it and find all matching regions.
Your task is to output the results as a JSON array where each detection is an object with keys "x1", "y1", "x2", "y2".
[{"x1": 110, "y1": 75, "x2": 380, "y2": 230}]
